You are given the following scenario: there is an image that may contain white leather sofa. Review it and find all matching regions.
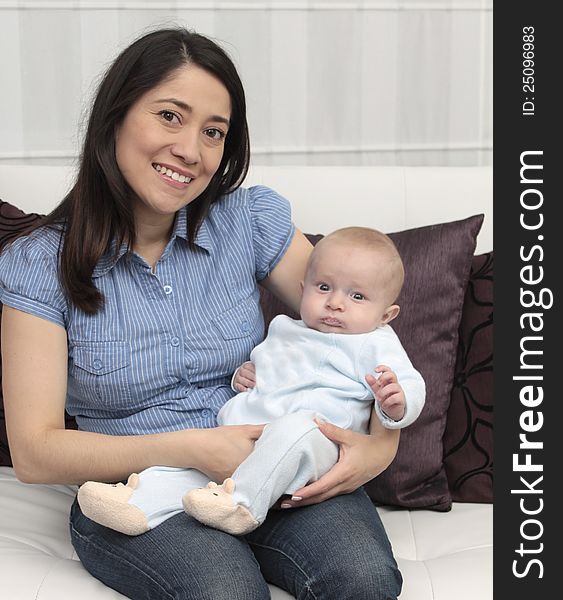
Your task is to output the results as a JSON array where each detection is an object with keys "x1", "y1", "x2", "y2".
[{"x1": 0, "y1": 164, "x2": 493, "y2": 600}]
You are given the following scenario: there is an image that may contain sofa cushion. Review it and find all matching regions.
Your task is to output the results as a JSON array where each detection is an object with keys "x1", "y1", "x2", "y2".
[
  {"x1": 262, "y1": 215, "x2": 483, "y2": 511},
  {"x1": 443, "y1": 252, "x2": 493, "y2": 502},
  {"x1": 0, "y1": 465, "x2": 492, "y2": 600}
]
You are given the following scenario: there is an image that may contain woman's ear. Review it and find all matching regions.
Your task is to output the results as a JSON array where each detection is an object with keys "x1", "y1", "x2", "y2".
[{"x1": 381, "y1": 304, "x2": 400, "y2": 324}]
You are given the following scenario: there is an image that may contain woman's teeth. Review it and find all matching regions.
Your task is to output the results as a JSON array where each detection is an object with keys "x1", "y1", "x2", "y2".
[{"x1": 154, "y1": 164, "x2": 192, "y2": 183}]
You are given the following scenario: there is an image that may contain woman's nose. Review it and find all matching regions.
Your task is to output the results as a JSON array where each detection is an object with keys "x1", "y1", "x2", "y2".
[{"x1": 170, "y1": 127, "x2": 200, "y2": 164}]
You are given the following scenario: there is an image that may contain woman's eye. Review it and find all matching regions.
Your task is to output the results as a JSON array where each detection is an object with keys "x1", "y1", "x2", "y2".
[
  {"x1": 159, "y1": 110, "x2": 179, "y2": 124},
  {"x1": 352, "y1": 293, "x2": 364, "y2": 301},
  {"x1": 205, "y1": 128, "x2": 226, "y2": 141}
]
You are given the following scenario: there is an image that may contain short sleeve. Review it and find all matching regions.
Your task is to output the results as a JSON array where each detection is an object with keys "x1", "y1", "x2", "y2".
[
  {"x1": 0, "y1": 234, "x2": 67, "y2": 328},
  {"x1": 247, "y1": 186, "x2": 295, "y2": 281}
]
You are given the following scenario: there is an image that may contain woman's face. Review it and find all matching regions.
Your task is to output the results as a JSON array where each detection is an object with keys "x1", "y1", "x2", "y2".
[{"x1": 115, "y1": 64, "x2": 232, "y2": 221}]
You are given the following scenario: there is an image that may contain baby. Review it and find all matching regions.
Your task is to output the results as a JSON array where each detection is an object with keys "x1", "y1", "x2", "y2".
[{"x1": 78, "y1": 227, "x2": 425, "y2": 536}]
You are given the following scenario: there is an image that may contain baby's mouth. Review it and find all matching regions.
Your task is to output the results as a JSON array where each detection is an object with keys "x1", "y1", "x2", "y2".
[{"x1": 320, "y1": 317, "x2": 343, "y2": 327}]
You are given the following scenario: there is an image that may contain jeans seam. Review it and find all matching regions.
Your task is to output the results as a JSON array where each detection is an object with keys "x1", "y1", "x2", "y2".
[
  {"x1": 70, "y1": 522, "x2": 175, "y2": 600},
  {"x1": 248, "y1": 540, "x2": 318, "y2": 600}
]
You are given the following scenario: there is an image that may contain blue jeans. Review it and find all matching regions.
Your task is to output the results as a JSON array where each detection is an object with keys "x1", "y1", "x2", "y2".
[{"x1": 70, "y1": 487, "x2": 402, "y2": 600}]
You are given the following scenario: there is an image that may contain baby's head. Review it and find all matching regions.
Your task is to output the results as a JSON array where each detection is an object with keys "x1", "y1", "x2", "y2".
[{"x1": 300, "y1": 227, "x2": 404, "y2": 334}]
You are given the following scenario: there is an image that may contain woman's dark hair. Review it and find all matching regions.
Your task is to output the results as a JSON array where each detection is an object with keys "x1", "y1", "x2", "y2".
[{"x1": 41, "y1": 27, "x2": 250, "y2": 313}]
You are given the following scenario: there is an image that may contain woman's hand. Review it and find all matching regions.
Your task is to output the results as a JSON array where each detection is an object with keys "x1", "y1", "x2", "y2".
[
  {"x1": 195, "y1": 424, "x2": 265, "y2": 483},
  {"x1": 280, "y1": 418, "x2": 400, "y2": 508}
]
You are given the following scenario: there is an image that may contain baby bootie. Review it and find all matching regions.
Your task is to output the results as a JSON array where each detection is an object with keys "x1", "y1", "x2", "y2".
[
  {"x1": 77, "y1": 473, "x2": 150, "y2": 535},
  {"x1": 182, "y1": 478, "x2": 259, "y2": 536}
]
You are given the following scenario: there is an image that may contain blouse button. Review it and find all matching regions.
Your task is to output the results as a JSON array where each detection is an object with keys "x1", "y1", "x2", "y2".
[
  {"x1": 240, "y1": 321, "x2": 250, "y2": 333},
  {"x1": 163, "y1": 285, "x2": 173, "y2": 295},
  {"x1": 93, "y1": 359, "x2": 103, "y2": 370},
  {"x1": 171, "y1": 337, "x2": 180, "y2": 347}
]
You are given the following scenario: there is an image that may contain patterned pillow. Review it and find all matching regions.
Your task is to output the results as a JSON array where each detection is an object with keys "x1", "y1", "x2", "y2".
[{"x1": 443, "y1": 252, "x2": 493, "y2": 502}]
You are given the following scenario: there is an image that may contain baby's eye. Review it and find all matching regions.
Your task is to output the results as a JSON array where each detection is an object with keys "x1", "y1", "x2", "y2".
[
  {"x1": 158, "y1": 110, "x2": 180, "y2": 124},
  {"x1": 204, "y1": 128, "x2": 226, "y2": 141},
  {"x1": 351, "y1": 292, "x2": 365, "y2": 301},
  {"x1": 318, "y1": 283, "x2": 330, "y2": 292}
]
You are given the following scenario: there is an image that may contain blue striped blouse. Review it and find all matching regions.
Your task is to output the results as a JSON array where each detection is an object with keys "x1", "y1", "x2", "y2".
[{"x1": 0, "y1": 185, "x2": 295, "y2": 435}]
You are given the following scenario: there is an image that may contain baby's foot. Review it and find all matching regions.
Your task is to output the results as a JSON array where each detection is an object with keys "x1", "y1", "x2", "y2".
[
  {"x1": 77, "y1": 473, "x2": 149, "y2": 535},
  {"x1": 182, "y1": 478, "x2": 259, "y2": 536}
]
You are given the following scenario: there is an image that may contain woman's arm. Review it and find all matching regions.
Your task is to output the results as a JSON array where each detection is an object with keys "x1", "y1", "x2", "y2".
[
  {"x1": 2, "y1": 307, "x2": 262, "y2": 485},
  {"x1": 280, "y1": 409, "x2": 400, "y2": 507},
  {"x1": 260, "y1": 228, "x2": 313, "y2": 313}
]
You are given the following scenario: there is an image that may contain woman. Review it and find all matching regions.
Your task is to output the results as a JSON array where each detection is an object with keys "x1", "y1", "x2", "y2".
[{"x1": 0, "y1": 28, "x2": 402, "y2": 599}]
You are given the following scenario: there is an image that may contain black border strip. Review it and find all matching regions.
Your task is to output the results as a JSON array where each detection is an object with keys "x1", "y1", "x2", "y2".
[{"x1": 494, "y1": 3, "x2": 559, "y2": 596}]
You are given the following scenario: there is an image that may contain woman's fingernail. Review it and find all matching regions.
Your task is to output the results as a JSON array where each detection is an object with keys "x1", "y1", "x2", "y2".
[
  {"x1": 280, "y1": 502, "x2": 292, "y2": 509},
  {"x1": 291, "y1": 496, "x2": 302, "y2": 502}
]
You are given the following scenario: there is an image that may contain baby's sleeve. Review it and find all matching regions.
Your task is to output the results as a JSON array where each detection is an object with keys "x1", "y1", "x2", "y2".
[
  {"x1": 357, "y1": 328, "x2": 426, "y2": 430},
  {"x1": 247, "y1": 186, "x2": 295, "y2": 281},
  {"x1": 0, "y1": 235, "x2": 67, "y2": 328}
]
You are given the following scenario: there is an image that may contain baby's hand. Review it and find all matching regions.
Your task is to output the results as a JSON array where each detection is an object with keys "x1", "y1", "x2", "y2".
[
  {"x1": 365, "y1": 365, "x2": 406, "y2": 421},
  {"x1": 232, "y1": 361, "x2": 257, "y2": 392}
]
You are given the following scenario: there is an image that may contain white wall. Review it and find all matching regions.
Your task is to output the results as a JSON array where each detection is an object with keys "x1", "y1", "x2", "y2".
[
  {"x1": 0, "y1": 164, "x2": 493, "y2": 252},
  {"x1": 0, "y1": 0, "x2": 492, "y2": 167}
]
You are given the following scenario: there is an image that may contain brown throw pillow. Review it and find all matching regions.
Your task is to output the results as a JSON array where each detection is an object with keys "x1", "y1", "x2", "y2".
[
  {"x1": 443, "y1": 252, "x2": 493, "y2": 503},
  {"x1": 363, "y1": 215, "x2": 484, "y2": 511},
  {"x1": 0, "y1": 298, "x2": 12, "y2": 465}
]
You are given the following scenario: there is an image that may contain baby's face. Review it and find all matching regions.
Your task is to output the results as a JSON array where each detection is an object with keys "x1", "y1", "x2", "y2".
[{"x1": 300, "y1": 242, "x2": 397, "y2": 335}]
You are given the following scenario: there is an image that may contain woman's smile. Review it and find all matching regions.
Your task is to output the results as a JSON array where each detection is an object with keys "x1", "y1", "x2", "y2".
[{"x1": 152, "y1": 163, "x2": 194, "y2": 188}]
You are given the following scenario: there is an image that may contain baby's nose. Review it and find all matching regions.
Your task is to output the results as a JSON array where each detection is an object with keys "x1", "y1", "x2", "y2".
[{"x1": 327, "y1": 292, "x2": 345, "y2": 310}]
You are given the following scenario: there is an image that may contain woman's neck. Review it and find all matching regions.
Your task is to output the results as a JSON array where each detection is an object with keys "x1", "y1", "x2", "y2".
[{"x1": 133, "y1": 213, "x2": 176, "y2": 270}]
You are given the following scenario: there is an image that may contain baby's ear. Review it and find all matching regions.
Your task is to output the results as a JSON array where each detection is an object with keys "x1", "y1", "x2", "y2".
[{"x1": 381, "y1": 304, "x2": 400, "y2": 325}]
